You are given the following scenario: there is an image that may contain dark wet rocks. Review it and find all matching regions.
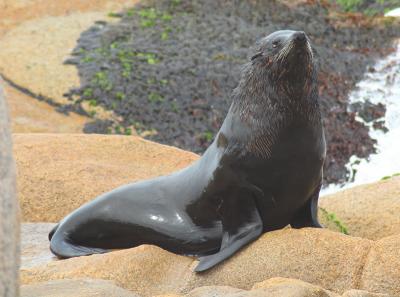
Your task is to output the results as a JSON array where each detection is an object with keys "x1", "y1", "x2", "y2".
[
  {"x1": 350, "y1": 100, "x2": 386, "y2": 123},
  {"x1": 64, "y1": 0, "x2": 400, "y2": 184},
  {"x1": 350, "y1": 100, "x2": 388, "y2": 133}
]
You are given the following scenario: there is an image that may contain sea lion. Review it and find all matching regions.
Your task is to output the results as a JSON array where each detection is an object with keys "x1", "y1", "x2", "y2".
[{"x1": 49, "y1": 30, "x2": 326, "y2": 272}]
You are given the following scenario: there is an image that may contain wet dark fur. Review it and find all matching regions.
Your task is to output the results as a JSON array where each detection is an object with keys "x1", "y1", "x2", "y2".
[{"x1": 49, "y1": 30, "x2": 326, "y2": 272}]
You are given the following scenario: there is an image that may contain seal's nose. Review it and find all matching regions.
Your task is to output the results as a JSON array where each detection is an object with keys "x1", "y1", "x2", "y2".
[{"x1": 293, "y1": 31, "x2": 306, "y2": 43}]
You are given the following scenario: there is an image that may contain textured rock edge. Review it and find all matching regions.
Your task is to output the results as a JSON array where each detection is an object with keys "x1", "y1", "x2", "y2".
[{"x1": 0, "y1": 77, "x2": 20, "y2": 295}]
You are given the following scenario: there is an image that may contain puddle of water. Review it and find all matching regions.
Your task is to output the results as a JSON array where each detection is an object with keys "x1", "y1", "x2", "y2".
[{"x1": 322, "y1": 40, "x2": 400, "y2": 196}]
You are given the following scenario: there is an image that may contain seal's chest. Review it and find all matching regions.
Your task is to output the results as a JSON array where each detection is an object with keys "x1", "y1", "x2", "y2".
[{"x1": 272, "y1": 126, "x2": 322, "y2": 159}]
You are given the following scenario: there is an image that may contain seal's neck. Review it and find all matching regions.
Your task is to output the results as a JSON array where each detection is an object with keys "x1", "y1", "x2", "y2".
[{"x1": 231, "y1": 62, "x2": 320, "y2": 127}]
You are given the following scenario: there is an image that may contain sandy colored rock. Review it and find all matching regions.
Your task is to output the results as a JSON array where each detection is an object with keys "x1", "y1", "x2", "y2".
[
  {"x1": 251, "y1": 279, "x2": 390, "y2": 297},
  {"x1": 250, "y1": 277, "x2": 338, "y2": 297},
  {"x1": 14, "y1": 133, "x2": 199, "y2": 222},
  {"x1": 21, "y1": 228, "x2": 400, "y2": 296},
  {"x1": 158, "y1": 279, "x2": 391, "y2": 297},
  {"x1": 21, "y1": 244, "x2": 194, "y2": 297},
  {"x1": 184, "y1": 280, "x2": 392, "y2": 297},
  {"x1": 320, "y1": 177, "x2": 400, "y2": 240},
  {"x1": 21, "y1": 223, "x2": 57, "y2": 270},
  {"x1": 186, "y1": 286, "x2": 244, "y2": 297},
  {"x1": 0, "y1": 1, "x2": 140, "y2": 134},
  {"x1": 0, "y1": 0, "x2": 138, "y2": 36},
  {"x1": 4, "y1": 82, "x2": 88, "y2": 133},
  {"x1": 341, "y1": 290, "x2": 391, "y2": 297},
  {"x1": 0, "y1": 12, "x2": 106, "y2": 105},
  {"x1": 0, "y1": 77, "x2": 20, "y2": 296},
  {"x1": 182, "y1": 228, "x2": 372, "y2": 295},
  {"x1": 0, "y1": 0, "x2": 140, "y2": 105},
  {"x1": 21, "y1": 278, "x2": 141, "y2": 297},
  {"x1": 360, "y1": 235, "x2": 400, "y2": 295}
]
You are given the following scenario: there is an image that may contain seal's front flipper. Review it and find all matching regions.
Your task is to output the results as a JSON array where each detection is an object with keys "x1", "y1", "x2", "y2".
[
  {"x1": 195, "y1": 191, "x2": 263, "y2": 272},
  {"x1": 290, "y1": 184, "x2": 322, "y2": 228}
]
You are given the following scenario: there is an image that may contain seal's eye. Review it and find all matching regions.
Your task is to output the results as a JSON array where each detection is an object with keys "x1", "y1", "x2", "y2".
[{"x1": 272, "y1": 41, "x2": 279, "y2": 48}]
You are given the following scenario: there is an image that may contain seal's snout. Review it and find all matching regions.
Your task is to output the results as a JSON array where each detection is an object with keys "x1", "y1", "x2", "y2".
[{"x1": 293, "y1": 31, "x2": 306, "y2": 43}]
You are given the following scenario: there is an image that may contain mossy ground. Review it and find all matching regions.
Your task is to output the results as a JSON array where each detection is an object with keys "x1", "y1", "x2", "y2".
[
  {"x1": 319, "y1": 207, "x2": 349, "y2": 235},
  {"x1": 333, "y1": 0, "x2": 400, "y2": 16}
]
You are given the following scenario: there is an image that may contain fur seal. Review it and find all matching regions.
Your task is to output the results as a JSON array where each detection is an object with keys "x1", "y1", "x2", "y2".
[{"x1": 49, "y1": 30, "x2": 326, "y2": 272}]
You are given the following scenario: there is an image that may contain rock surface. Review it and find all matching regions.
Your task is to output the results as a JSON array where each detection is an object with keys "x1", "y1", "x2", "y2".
[
  {"x1": 21, "y1": 243, "x2": 193, "y2": 296},
  {"x1": 0, "y1": 1, "x2": 139, "y2": 104},
  {"x1": 5, "y1": 81, "x2": 87, "y2": 133},
  {"x1": 0, "y1": 78, "x2": 19, "y2": 296},
  {"x1": 14, "y1": 133, "x2": 199, "y2": 222},
  {"x1": 186, "y1": 278, "x2": 338, "y2": 297},
  {"x1": 0, "y1": 0, "x2": 138, "y2": 37},
  {"x1": 21, "y1": 278, "x2": 141, "y2": 297},
  {"x1": 0, "y1": 12, "x2": 107, "y2": 105},
  {"x1": 20, "y1": 276, "x2": 391, "y2": 297},
  {"x1": 182, "y1": 278, "x2": 392, "y2": 297},
  {"x1": 21, "y1": 223, "x2": 57, "y2": 270},
  {"x1": 0, "y1": 1, "x2": 141, "y2": 134},
  {"x1": 320, "y1": 177, "x2": 400, "y2": 240},
  {"x1": 0, "y1": 0, "x2": 137, "y2": 36},
  {"x1": 20, "y1": 227, "x2": 400, "y2": 297},
  {"x1": 359, "y1": 235, "x2": 400, "y2": 295}
]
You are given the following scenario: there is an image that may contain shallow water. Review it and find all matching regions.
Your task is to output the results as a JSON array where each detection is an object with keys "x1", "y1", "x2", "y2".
[{"x1": 322, "y1": 40, "x2": 400, "y2": 195}]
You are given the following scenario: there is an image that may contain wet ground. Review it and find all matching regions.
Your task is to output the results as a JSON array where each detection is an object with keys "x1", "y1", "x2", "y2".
[{"x1": 65, "y1": 0, "x2": 400, "y2": 184}]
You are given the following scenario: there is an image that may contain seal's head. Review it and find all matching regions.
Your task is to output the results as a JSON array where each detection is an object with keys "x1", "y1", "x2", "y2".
[{"x1": 251, "y1": 30, "x2": 316, "y2": 97}]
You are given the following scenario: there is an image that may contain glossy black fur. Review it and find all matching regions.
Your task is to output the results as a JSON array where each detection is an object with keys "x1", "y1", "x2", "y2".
[{"x1": 49, "y1": 30, "x2": 326, "y2": 272}]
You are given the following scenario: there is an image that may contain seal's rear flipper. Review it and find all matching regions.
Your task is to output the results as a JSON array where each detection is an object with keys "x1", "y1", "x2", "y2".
[
  {"x1": 50, "y1": 231, "x2": 108, "y2": 259},
  {"x1": 195, "y1": 193, "x2": 263, "y2": 272},
  {"x1": 290, "y1": 184, "x2": 322, "y2": 228}
]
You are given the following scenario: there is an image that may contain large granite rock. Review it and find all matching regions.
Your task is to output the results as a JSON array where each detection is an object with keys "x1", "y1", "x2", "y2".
[
  {"x1": 0, "y1": 0, "x2": 138, "y2": 37},
  {"x1": 179, "y1": 278, "x2": 392, "y2": 297},
  {"x1": 20, "y1": 228, "x2": 400, "y2": 297},
  {"x1": 21, "y1": 223, "x2": 57, "y2": 270},
  {"x1": 13, "y1": 134, "x2": 199, "y2": 222},
  {"x1": 21, "y1": 277, "x2": 390, "y2": 297},
  {"x1": 5, "y1": 81, "x2": 88, "y2": 134},
  {"x1": 0, "y1": 1, "x2": 140, "y2": 104},
  {"x1": 21, "y1": 278, "x2": 141, "y2": 297},
  {"x1": 0, "y1": 1, "x2": 141, "y2": 134},
  {"x1": 0, "y1": 78, "x2": 19, "y2": 296},
  {"x1": 0, "y1": 12, "x2": 107, "y2": 105},
  {"x1": 320, "y1": 177, "x2": 400, "y2": 240},
  {"x1": 187, "y1": 278, "x2": 338, "y2": 297}
]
